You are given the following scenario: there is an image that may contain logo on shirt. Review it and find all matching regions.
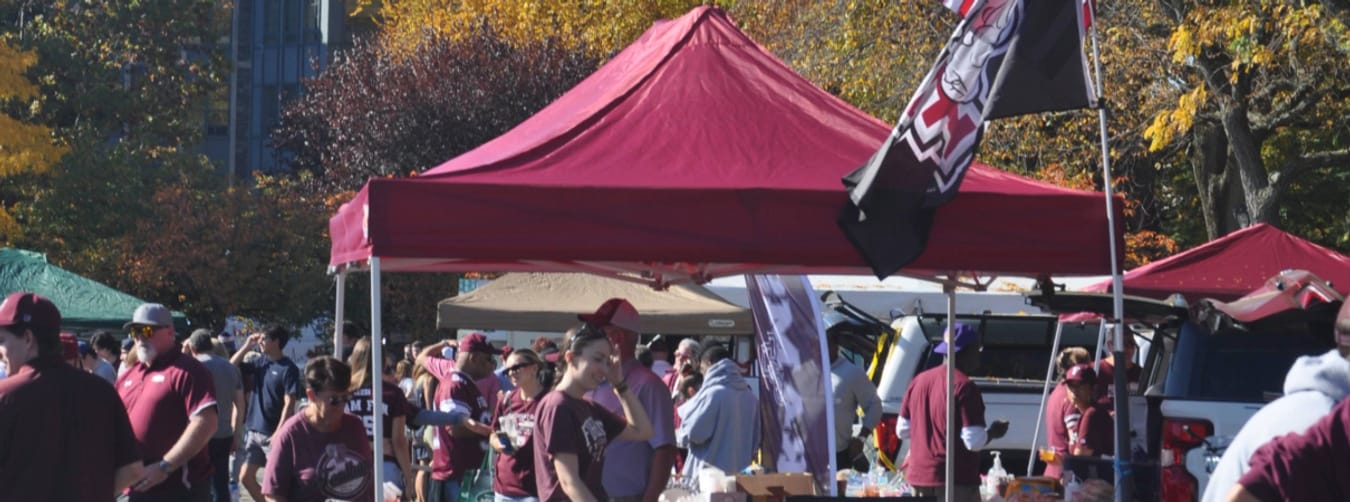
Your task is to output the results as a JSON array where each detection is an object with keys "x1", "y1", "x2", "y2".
[
  {"x1": 151, "y1": 374, "x2": 166, "y2": 383},
  {"x1": 317, "y1": 443, "x2": 371, "y2": 500},
  {"x1": 499, "y1": 412, "x2": 537, "y2": 449},
  {"x1": 581, "y1": 416, "x2": 609, "y2": 460}
]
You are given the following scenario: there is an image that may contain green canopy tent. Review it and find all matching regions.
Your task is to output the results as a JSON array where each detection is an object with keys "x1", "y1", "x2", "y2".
[{"x1": 0, "y1": 248, "x2": 188, "y2": 332}]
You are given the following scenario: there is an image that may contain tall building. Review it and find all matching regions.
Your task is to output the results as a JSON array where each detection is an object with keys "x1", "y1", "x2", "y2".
[{"x1": 205, "y1": 0, "x2": 372, "y2": 182}]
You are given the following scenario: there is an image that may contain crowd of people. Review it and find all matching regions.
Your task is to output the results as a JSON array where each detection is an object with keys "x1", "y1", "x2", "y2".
[{"x1": 0, "y1": 294, "x2": 778, "y2": 502}]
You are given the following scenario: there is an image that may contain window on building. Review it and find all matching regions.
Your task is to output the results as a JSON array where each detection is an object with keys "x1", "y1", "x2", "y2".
[
  {"x1": 285, "y1": 0, "x2": 303, "y2": 43},
  {"x1": 305, "y1": 0, "x2": 321, "y2": 43},
  {"x1": 260, "y1": 84, "x2": 279, "y2": 133},
  {"x1": 264, "y1": 0, "x2": 281, "y2": 44}
]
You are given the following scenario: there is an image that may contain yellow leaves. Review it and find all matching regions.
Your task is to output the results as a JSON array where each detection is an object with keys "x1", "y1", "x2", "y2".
[
  {"x1": 1145, "y1": 86, "x2": 1207, "y2": 152},
  {"x1": 377, "y1": 0, "x2": 707, "y2": 59},
  {"x1": 0, "y1": 40, "x2": 65, "y2": 178}
]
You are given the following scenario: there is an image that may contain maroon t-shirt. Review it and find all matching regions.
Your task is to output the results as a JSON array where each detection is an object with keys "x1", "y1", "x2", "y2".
[
  {"x1": 1094, "y1": 360, "x2": 1140, "y2": 405},
  {"x1": 262, "y1": 412, "x2": 374, "y2": 502},
  {"x1": 899, "y1": 366, "x2": 986, "y2": 487},
  {"x1": 492, "y1": 388, "x2": 544, "y2": 497},
  {"x1": 427, "y1": 360, "x2": 491, "y2": 481},
  {"x1": 1041, "y1": 383, "x2": 1075, "y2": 478},
  {"x1": 117, "y1": 347, "x2": 218, "y2": 499},
  {"x1": 532, "y1": 390, "x2": 627, "y2": 502},
  {"x1": 1073, "y1": 403, "x2": 1114, "y2": 456},
  {"x1": 0, "y1": 357, "x2": 141, "y2": 502},
  {"x1": 346, "y1": 380, "x2": 411, "y2": 461},
  {"x1": 1239, "y1": 397, "x2": 1350, "y2": 502}
]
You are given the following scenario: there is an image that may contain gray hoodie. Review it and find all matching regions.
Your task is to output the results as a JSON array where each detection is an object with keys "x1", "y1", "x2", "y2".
[
  {"x1": 676, "y1": 359, "x2": 761, "y2": 480},
  {"x1": 1201, "y1": 349, "x2": 1350, "y2": 502}
]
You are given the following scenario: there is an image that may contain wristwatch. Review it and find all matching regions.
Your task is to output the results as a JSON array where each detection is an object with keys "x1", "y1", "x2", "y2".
[{"x1": 157, "y1": 460, "x2": 173, "y2": 472}]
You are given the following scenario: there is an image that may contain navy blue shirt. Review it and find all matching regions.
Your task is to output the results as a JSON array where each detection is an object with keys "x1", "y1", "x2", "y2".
[{"x1": 242, "y1": 356, "x2": 301, "y2": 435}]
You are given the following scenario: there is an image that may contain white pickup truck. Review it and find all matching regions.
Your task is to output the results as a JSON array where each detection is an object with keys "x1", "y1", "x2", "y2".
[{"x1": 870, "y1": 313, "x2": 1151, "y2": 477}]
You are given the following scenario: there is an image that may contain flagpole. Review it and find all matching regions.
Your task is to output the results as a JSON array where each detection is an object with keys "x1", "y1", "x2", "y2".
[{"x1": 1086, "y1": 2, "x2": 1133, "y2": 501}]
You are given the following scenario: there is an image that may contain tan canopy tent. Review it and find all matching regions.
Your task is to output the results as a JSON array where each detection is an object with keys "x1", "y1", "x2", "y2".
[{"x1": 437, "y1": 273, "x2": 753, "y2": 335}]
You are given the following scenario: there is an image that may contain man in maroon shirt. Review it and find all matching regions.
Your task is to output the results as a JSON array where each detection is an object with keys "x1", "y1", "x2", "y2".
[
  {"x1": 0, "y1": 292, "x2": 144, "y2": 502},
  {"x1": 419, "y1": 332, "x2": 498, "y2": 502},
  {"x1": 118, "y1": 303, "x2": 219, "y2": 502},
  {"x1": 897, "y1": 324, "x2": 1008, "y2": 502}
]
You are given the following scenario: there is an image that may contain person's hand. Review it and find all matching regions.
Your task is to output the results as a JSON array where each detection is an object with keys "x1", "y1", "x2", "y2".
[
  {"x1": 248, "y1": 333, "x2": 265, "y2": 348},
  {"x1": 607, "y1": 352, "x2": 625, "y2": 388},
  {"x1": 132, "y1": 461, "x2": 171, "y2": 492},
  {"x1": 988, "y1": 419, "x2": 1010, "y2": 439}
]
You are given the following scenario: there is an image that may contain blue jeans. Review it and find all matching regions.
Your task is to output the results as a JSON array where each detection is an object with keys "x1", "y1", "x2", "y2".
[
  {"x1": 438, "y1": 479, "x2": 461, "y2": 502},
  {"x1": 494, "y1": 494, "x2": 538, "y2": 502}
]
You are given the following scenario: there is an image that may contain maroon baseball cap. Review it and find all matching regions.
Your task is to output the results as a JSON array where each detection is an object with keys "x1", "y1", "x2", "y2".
[
  {"x1": 1064, "y1": 363, "x2": 1097, "y2": 385},
  {"x1": 0, "y1": 292, "x2": 61, "y2": 332},
  {"x1": 577, "y1": 298, "x2": 641, "y2": 333},
  {"x1": 459, "y1": 333, "x2": 497, "y2": 355}
]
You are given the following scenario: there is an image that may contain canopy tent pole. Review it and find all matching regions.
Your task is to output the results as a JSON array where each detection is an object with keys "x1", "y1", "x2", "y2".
[
  {"x1": 1092, "y1": 322, "x2": 1108, "y2": 373},
  {"x1": 944, "y1": 282, "x2": 956, "y2": 502},
  {"x1": 334, "y1": 270, "x2": 347, "y2": 358},
  {"x1": 370, "y1": 257, "x2": 386, "y2": 500},
  {"x1": 1027, "y1": 321, "x2": 1067, "y2": 476},
  {"x1": 1086, "y1": 0, "x2": 1133, "y2": 497}
]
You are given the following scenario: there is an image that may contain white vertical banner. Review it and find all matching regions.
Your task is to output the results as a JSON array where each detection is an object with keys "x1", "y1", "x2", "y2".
[{"x1": 744, "y1": 274, "x2": 837, "y2": 495}]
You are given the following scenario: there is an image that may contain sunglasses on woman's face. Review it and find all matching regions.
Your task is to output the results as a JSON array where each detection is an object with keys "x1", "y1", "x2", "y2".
[{"x1": 506, "y1": 362, "x2": 536, "y2": 374}]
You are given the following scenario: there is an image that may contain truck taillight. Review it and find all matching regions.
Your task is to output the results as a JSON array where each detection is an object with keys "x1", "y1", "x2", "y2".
[
  {"x1": 1160, "y1": 418, "x2": 1212, "y2": 502},
  {"x1": 875, "y1": 413, "x2": 900, "y2": 468}
]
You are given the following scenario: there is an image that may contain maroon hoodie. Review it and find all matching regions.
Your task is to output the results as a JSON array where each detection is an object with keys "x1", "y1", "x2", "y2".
[{"x1": 1238, "y1": 397, "x2": 1350, "y2": 501}]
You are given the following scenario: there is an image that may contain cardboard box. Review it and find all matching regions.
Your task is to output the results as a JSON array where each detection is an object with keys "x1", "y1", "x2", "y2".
[{"x1": 735, "y1": 473, "x2": 818, "y2": 502}]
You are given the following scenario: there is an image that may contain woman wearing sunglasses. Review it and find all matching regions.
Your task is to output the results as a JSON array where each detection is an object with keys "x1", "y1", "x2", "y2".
[
  {"x1": 490, "y1": 349, "x2": 553, "y2": 501},
  {"x1": 532, "y1": 326, "x2": 653, "y2": 502},
  {"x1": 261, "y1": 356, "x2": 374, "y2": 502}
]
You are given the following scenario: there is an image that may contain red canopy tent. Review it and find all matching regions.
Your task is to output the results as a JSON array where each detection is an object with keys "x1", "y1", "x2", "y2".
[
  {"x1": 328, "y1": 6, "x2": 1122, "y2": 286},
  {"x1": 1081, "y1": 223, "x2": 1350, "y2": 302},
  {"x1": 326, "y1": 6, "x2": 1125, "y2": 495}
]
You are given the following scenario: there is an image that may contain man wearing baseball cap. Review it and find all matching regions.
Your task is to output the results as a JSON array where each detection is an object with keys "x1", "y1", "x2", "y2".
[
  {"x1": 897, "y1": 323, "x2": 1010, "y2": 502},
  {"x1": 580, "y1": 298, "x2": 677, "y2": 502},
  {"x1": 118, "y1": 303, "x2": 219, "y2": 502},
  {"x1": 421, "y1": 332, "x2": 499, "y2": 501},
  {"x1": 0, "y1": 292, "x2": 144, "y2": 501}
]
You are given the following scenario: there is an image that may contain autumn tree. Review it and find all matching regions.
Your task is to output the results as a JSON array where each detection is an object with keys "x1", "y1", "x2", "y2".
[
  {"x1": 1145, "y1": 0, "x2": 1349, "y2": 244},
  {"x1": 272, "y1": 23, "x2": 598, "y2": 336},
  {"x1": 0, "y1": 38, "x2": 65, "y2": 243},
  {"x1": 368, "y1": 0, "x2": 714, "y2": 58}
]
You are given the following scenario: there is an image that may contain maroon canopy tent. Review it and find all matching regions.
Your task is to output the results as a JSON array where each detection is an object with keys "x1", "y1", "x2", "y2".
[
  {"x1": 1081, "y1": 223, "x2": 1350, "y2": 302},
  {"x1": 326, "y1": 6, "x2": 1125, "y2": 495},
  {"x1": 328, "y1": 6, "x2": 1122, "y2": 285}
]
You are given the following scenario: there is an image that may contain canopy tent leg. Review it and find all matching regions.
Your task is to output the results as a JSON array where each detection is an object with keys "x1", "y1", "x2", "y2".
[
  {"x1": 335, "y1": 271, "x2": 347, "y2": 358},
  {"x1": 944, "y1": 283, "x2": 956, "y2": 502},
  {"x1": 1027, "y1": 321, "x2": 1066, "y2": 476},
  {"x1": 1093, "y1": 322, "x2": 1108, "y2": 373},
  {"x1": 370, "y1": 257, "x2": 386, "y2": 500}
]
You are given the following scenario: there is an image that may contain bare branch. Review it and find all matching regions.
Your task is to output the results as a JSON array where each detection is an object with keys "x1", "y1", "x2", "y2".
[{"x1": 1274, "y1": 148, "x2": 1350, "y2": 190}]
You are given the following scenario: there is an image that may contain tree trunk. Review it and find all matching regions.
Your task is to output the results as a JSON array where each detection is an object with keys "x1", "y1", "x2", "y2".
[
  {"x1": 1191, "y1": 122, "x2": 1238, "y2": 239},
  {"x1": 1220, "y1": 104, "x2": 1281, "y2": 226}
]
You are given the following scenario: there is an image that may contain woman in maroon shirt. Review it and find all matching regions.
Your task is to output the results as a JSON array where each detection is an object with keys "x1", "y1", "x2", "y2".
[
  {"x1": 1064, "y1": 363, "x2": 1113, "y2": 457},
  {"x1": 1042, "y1": 347, "x2": 1091, "y2": 478},
  {"x1": 491, "y1": 349, "x2": 552, "y2": 501},
  {"x1": 531, "y1": 325, "x2": 655, "y2": 502},
  {"x1": 346, "y1": 337, "x2": 414, "y2": 491}
]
